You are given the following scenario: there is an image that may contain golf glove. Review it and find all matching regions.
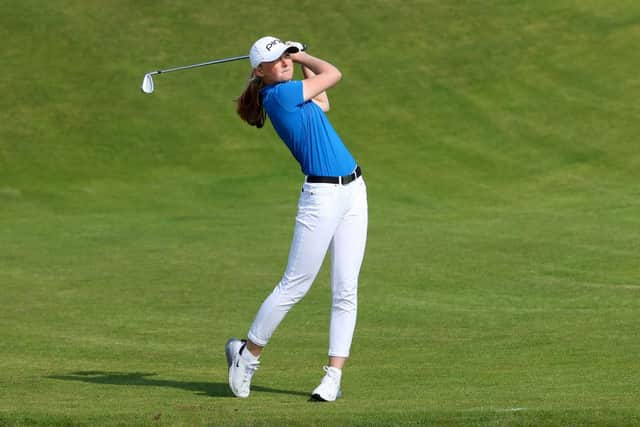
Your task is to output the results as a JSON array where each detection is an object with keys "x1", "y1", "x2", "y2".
[{"x1": 285, "y1": 41, "x2": 306, "y2": 52}]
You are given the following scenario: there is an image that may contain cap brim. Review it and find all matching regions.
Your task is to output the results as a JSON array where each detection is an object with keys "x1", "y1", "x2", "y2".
[{"x1": 262, "y1": 44, "x2": 299, "y2": 63}]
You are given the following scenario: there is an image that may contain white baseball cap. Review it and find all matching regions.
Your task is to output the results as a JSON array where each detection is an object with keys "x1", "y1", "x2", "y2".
[{"x1": 249, "y1": 36, "x2": 300, "y2": 69}]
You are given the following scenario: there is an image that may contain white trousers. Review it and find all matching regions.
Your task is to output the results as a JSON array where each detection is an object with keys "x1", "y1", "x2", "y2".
[{"x1": 248, "y1": 176, "x2": 368, "y2": 357}]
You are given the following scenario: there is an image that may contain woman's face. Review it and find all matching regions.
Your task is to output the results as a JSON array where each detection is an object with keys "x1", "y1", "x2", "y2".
[{"x1": 256, "y1": 53, "x2": 294, "y2": 84}]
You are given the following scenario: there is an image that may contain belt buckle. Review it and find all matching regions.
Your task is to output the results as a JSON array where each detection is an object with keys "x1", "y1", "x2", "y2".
[{"x1": 341, "y1": 172, "x2": 354, "y2": 185}]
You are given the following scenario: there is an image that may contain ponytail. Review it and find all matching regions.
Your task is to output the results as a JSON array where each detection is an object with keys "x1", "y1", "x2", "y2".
[{"x1": 236, "y1": 73, "x2": 266, "y2": 128}]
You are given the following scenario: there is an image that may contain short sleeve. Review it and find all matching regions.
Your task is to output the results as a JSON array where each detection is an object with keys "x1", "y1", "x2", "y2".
[{"x1": 272, "y1": 81, "x2": 304, "y2": 111}]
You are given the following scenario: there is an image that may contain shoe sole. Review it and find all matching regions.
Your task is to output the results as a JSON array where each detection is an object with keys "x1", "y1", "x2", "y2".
[
  {"x1": 310, "y1": 390, "x2": 341, "y2": 402},
  {"x1": 310, "y1": 393, "x2": 328, "y2": 402}
]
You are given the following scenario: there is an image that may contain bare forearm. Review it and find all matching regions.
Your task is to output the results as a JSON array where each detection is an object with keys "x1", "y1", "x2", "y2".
[
  {"x1": 296, "y1": 53, "x2": 342, "y2": 79},
  {"x1": 292, "y1": 52, "x2": 341, "y2": 110},
  {"x1": 301, "y1": 64, "x2": 316, "y2": 79},
  {"x1": 301, "y1": 65, "x2": 330, "y2": 109}
]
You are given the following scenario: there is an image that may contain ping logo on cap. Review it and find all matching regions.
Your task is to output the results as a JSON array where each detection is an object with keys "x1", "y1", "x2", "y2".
[
  {"x1": 250, "y1": 36, "x2": 293, "y2": 68},
  {"x1": 265, "y1": 39, "x2": 283, "y2": 51}
]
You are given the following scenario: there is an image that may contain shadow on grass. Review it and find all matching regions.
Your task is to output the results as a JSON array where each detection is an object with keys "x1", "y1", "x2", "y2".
[{"x1": 47, "y1": 371, "x2": 309, "y2": 398}]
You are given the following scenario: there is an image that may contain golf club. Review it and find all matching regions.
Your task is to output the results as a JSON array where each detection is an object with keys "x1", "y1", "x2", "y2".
[
  {"x1": 141, "y1": 43, "x2": 307, "y2": 94},
  {"x1": 140, "y1": 54, "x2": 249, "y2": 94}
]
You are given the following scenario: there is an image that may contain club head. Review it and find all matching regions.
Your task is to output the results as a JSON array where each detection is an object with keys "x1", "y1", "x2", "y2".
[{"x1": 141, "y1": 74, "x2": 154, "y2": 94}]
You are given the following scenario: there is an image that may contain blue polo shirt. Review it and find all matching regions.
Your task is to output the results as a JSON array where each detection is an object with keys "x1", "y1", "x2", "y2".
[{"x1": 261, "y1": 80, "x2": 357, "y2": 177}]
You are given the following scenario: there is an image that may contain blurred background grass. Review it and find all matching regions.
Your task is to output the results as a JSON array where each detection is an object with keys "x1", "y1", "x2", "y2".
[{"x1": 1, "y1": 0, "x2": 639, "y2": 425}]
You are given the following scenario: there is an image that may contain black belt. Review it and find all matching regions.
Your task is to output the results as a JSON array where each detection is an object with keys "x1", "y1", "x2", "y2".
[{"x1": 307, "y1": 166, "x2": 362, "y2": 185}]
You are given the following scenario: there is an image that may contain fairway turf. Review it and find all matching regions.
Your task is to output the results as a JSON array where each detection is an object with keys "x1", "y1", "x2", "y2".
[{"x1": 1, "y1": 1, "x2": 639, "y2": 426}]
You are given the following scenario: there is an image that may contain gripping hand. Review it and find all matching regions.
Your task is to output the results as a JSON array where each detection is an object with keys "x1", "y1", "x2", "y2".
[{"x1": 285, "y1": 41, "x2": 307, "y2": 52}]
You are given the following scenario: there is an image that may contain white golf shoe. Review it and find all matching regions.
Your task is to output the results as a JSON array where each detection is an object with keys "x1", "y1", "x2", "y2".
[
  {"x1": 225, "y1": 338, "x2": 259, "y2": 398},
  {"x1": 310, "y1": 366, "x2": 342, "y2": 402}
]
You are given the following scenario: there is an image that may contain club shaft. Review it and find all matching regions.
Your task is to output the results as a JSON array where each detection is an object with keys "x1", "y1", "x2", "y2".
[{"x1": 149, "y1": 55, "x2": 250, "y2": 75}]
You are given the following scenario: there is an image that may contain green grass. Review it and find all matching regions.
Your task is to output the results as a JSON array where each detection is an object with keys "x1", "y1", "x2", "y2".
[{"x1": 2, "y1": 0, "x2": 640, "y2": 425}]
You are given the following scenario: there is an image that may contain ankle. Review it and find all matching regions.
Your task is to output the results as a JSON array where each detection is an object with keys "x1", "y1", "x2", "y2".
[
  {"x1": 326, "y1": 366, "x2": 342, "y2": 378},
  {"x1": 241, "y1": 345, "x2": 260, "y2": 363},
  {"x1": 246, "y1": 340, "x2": 263, "y2": 358}
]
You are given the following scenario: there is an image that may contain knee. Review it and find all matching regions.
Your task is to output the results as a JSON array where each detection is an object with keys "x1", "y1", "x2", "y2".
[
  {"x1": 276, "y1": 274, "x2": 314, "y2": 305},
  {"x1": 332, "y1": 287, "x2": 358, "y2": 312}
]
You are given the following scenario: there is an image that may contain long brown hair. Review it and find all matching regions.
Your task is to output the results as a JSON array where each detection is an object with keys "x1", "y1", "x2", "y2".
[{"x1": 236, "y1": 72, "x2": 266, "y2": 128}]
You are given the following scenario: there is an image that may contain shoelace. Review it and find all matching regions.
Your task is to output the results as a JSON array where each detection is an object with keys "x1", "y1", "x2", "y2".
[
  {"x1": 241, "y1": 360, "x2": 260, "y2": 385},
  {"x1": 320, "y1": 366, "x2": 339, "y2": 385}
]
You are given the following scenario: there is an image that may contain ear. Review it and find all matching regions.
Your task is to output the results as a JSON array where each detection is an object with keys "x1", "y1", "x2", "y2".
[{"x1": 254, "y1": 65, "x2": 265, "y2": 78}]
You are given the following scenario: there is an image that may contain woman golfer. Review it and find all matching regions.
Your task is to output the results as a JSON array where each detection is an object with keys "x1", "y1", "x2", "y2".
[{"x1": 225, "y1": 36, "x2": 368, "y2": 401}]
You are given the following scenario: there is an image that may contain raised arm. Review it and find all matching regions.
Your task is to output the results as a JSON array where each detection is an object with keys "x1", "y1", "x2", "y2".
[
  {"x1": 301, "y1": 65, "x2": 331, "y2": 111},
  {"x1": 290, "y1": 52, "x2": 342, "y2": 112}
]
